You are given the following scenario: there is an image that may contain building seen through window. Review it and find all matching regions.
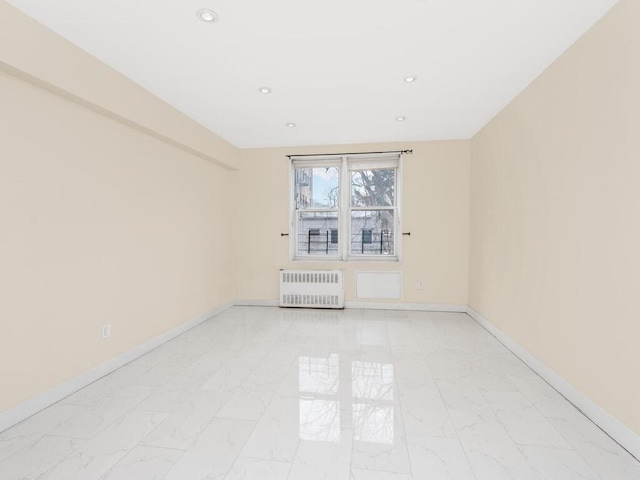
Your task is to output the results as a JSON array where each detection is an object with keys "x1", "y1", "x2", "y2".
[{"x1": 291, "y1": 153, "x2": 401, "y2": 261}]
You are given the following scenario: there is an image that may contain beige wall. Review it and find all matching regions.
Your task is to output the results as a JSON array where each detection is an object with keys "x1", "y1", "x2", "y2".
[
  {"x1": 469, "y1": 0, "x2": 640, "y2": 435},
  {"x1": 235, "y1": 142, "x2": 470, "y2": 305},
  {"x1": 0, "y1": 1, "x2": 239, "y2": 415},
  {"x1": 0, "y1": 1, "x2": 238, "y2": 169},
  {"x1": 0, "y1": 69, "x2": 235, "y2": 412}
]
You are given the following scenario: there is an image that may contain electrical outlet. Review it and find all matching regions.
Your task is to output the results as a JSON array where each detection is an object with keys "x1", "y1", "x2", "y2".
[
  {"x1": 415, "y1": 280, "x2": 422, "y2": 290},
  {"x1": 102, "y1": 324, "x2": 111, "y2": 339}
]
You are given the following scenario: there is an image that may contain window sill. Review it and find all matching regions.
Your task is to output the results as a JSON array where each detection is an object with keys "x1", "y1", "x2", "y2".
[
  {"x1": 346, "y1": 255, "x2": 399, "y2": 263},
  {"x1": 292, "y1": 256, "x2": 399, "y2": 263}
]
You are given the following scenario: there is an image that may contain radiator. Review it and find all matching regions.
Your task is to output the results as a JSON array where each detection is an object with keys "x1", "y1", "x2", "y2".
[{"x1": 279, "y1": 270, "x2": 345, "y2": 309}]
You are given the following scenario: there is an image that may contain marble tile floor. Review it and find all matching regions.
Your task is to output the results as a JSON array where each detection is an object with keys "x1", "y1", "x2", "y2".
[{"x1": 1, "y1": 306, "x2": 638, "y2": 480}]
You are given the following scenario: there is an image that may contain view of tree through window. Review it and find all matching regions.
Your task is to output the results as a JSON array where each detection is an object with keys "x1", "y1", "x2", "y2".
[
  {"x1": 292, "y1": 154, "x2": 400, "y2": 260},
  {"x1": 350, "y1": 169, "x2": 395, "y2": 255},
  {"x1": 351, "y1": 170, "x2": 395, "y2": 207}
]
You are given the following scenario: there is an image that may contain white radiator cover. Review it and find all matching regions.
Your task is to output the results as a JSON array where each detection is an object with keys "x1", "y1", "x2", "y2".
[{"x1": 279, "y1": 270, "x2": 345, "y2": 308}]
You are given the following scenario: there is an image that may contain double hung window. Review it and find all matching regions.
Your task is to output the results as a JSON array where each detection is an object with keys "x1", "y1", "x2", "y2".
[{"x1": 291, "y1": 153, "x2": 401, "y2": 261}]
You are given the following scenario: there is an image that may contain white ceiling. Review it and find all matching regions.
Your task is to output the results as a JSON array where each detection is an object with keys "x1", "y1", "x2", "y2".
[{"x1": 9, "y1": 0, "x2": 619, "y2": 148}]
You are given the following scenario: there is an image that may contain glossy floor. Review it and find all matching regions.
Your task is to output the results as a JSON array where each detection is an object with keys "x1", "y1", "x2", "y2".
[{"x1": 1, "y1": 307, "x2": 638, "y2": 480}]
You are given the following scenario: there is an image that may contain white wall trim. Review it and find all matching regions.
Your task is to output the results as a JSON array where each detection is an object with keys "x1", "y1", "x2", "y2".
[
  {"x1": 4, "y1": 300, "x2": 637, "y2": 462},
  {"x1": 235, "y1": 299, "x2": 467, "y2": 313},
  {"x1": 466, "y1": 305, "x2": 640, "y2": 461},
  {"x1": 0, "y1": 302, "x2": 232, "y2": 434},
  {"x1": 234, "y1": 299, "x2": 280, "y2": 307},
  {"x1": 345, "y1": 301, "x2": 467, "y2": 312}
]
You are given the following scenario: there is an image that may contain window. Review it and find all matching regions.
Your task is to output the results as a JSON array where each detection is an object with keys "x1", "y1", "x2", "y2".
[{"x1": 291, "y1": 153, "x2": 401, "y2": 261}]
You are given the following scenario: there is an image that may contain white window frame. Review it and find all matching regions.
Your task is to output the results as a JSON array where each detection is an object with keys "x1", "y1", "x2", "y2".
[{"x1": 289, "y1": 152, "x2": 402, "y2": 262}]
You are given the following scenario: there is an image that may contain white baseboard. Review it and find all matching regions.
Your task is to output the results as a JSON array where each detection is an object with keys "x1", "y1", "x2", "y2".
[
  {"x1": 4, "y1": 300, "x2": 637, "y2": 462},
  {"x1": 345, "y1": 301, "x2": 467, "y2": 312},
  {"x1": 466, "y1": 306, "x2": 640, "y2": 461},
  {"x1": 234, "y1": 299, "x2": 279, "y2": 307},
  {"x1": 0, "y1": 302, "x2": 232, "y2": 434},
  {"x1": 235, "y1": 299, "x2": 467, "y2": 313}
]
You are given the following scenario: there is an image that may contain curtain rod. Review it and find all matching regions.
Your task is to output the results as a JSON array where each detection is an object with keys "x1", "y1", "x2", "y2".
[{"x1": 286, "y1": 149, "x2": 412, "y2": 159}]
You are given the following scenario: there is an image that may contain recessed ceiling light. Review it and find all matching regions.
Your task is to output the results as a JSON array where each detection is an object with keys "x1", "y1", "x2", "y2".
[
  {"x1": 404, "y1": 76, "x2": 417, "y2": 83},
  {"x1": 259, "y1": 87, "x2": 272, "y2": 94},
  {"x1": 396, "y1": 116, "x2": 407, "y2": 121},
  {"x1": 286, "y1": 123, "x2": 296, "y2": 128},
  {"x1": 196, "y1": 8, "x2": 218, "y2": 23}
]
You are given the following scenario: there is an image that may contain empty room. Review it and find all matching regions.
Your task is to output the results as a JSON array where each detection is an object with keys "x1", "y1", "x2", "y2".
[{"x1": 1, "y1": 0, "x2": 638, "y2": 479}]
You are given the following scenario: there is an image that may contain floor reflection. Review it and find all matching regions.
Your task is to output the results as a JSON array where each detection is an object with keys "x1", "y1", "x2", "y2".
[
  {"x1": 352, "y1": 403, "x2": 394, "y2": 445},
  {"x1": 299, "y1": 399, "x2": 341, "y2": 442},
  {"x1": 298, "y1": 354, "x2": 394, "y2": 445},
  {"x1": 299, "y1": 354, "x2": 339, "y2": 395},
  {"x1": 352, "y1": 361, "x2": 394, "y2": 401}
]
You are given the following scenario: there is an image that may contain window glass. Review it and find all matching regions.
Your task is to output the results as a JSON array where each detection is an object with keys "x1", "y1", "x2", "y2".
[
  {"x1": 350, "y1": 211, "x2": 395, "y2": 256},
  {"x1": 351, "y1": 169, "x2": 395, "y2": 207},
  {"x1": 295, "y1": 167, "x2": 339, "y2": 209},
  {"x1": 297, "y1": 212, "x2": 339, "y2": 256}
]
